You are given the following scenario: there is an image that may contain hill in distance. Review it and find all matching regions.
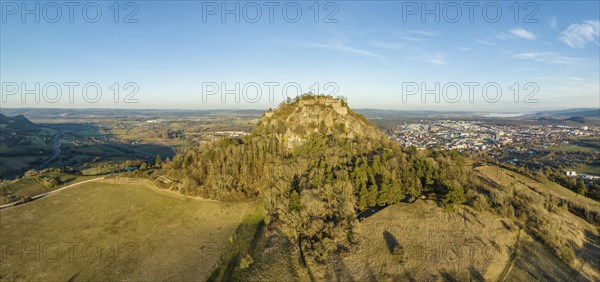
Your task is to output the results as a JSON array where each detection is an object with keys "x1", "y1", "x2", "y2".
[
  {"x1": 0, "y1": 113, "x2": 38, "y2": 129},
  {"x1": 535, "y1": 108, "x2": 600, "y2": 118},
  {"x1": 530, "y1": 108, "x2": 600, "y2": 125},
  {"x1": 0, "y1": 114, "x2": 57, "y2": 178}
]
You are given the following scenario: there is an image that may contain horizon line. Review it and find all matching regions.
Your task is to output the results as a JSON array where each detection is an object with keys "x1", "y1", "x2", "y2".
[{"x1": 0, "y1": 106, "x2": 597, "y2": 113}]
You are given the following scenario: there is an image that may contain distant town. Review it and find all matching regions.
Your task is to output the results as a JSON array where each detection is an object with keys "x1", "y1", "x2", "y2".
[
  {"x1": 392, "y1": 120, "x2": 593, "y2": 151},
  {"x1": 391, "y1": 120, "x2": 599, "y2": 180}
]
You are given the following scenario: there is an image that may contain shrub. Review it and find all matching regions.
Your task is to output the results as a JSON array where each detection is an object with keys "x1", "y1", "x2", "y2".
[{"x1": 239, "y1": 254, "x2": 254, "y2": 270}]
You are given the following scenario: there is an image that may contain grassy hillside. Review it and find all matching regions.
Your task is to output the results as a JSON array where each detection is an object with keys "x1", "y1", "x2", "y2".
[
  {"x1": 332, "y1": 201, "x2": 518, "y2": 281},
  {"x1": 235, "y1": 164, "x2": 600, "y2": 281},
  {"x1": 0, "y1": 114, "x2": 57, "y2": 178},
  {"x1": 473, "y1": 165, "x2": 600, "y2": 281},
  {"x1": 475, "y1": 165, "x2": 600, "y2": 225},
  {"x1": 0, "y1": 178, "x2": 250, "y2": 281},
  {"x1": 0, "y1": 171, "x2": 97, "y2": 205}
]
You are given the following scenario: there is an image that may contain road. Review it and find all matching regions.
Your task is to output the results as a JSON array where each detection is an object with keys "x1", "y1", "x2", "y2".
[
  {"x1": 0, "y1": 177, "x2": 105, "y2": 210},
  {"x1": 35, "y1": 130, "x2": 71, "y2": 170}
]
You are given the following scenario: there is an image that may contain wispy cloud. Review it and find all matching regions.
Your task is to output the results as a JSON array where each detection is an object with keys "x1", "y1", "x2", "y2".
[
  {"x1": 560, "y1": 20, "x2": 600, "y2": 48},
  {"x1": 426, "y1": 54, "x2": 447, "y2": 65},
  {"x1": 493, "y1": 28, "x2": 536, "y2": 41},
  {"x1": 405, "y1": 53, "x2": 447, "y2": 65},
  {"x1": 397, "y1": 36, "x2": 424, "y2": 42},
  {"x1": 567, "y1": 76, "x2": 583, "y2": 81},
  {"x1": 548, "y1": 17, "x2": 557, "y2": 29},
  {"x1": 370, "y1": 41, "x2": 404, "y2": 50},
  {"x1": 404, "y1": 30, "x2": 438, "y2": 36},
  {"x1": 306, "y1": 42, "x2": 385, "y2": 60},
  {"x1": 394, "y1": 29, "x2": 438, "y2": 42},
  {"x1": 459, "y1": 47, "x2": 471, "y2": 51},
  {"x1": 508, "y1": 28, "x2": 536, "y2": 40},
  {"x1": 514, "y1": 52, "x2": 580, "y2": 64},
  {"x1": 475, "y1": 39, "x2": 495, "y2": 46}
]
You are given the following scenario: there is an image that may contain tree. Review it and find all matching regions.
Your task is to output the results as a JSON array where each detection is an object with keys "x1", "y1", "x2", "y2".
[
  {"x1": 289, "y1": 190, "x2": 302, "y2": 212},
  {"x1": 339, "y1": 95, "x2": 348, "y2": 106},
  {"x1": 442, "y1": 180, "x2": 465, "y2": 209},
  {"x1": 155, "y1": 154, "x2": 162, "y2": 168},
  {"x1": 357, "y1": 184, "x2": 369, "y2": 210},
  {"x1": 183, "y1": 154, "x2": 192, "y2": 168},
  {"x1": 377, "y1": 183, "x2": 391, "y2": 206},
  {"x1": 367, "y1": 184, "x2": 378, "y2": 207},
  {"x1": 576, "y1": 179, "x2": 587, "y2": 195}
]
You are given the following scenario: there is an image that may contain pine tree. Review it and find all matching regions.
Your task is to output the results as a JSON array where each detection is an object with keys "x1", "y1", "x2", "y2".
[
  {"x1": 358, "y1": 183, "x2": 369, "y2": 210},
  {"x1": 377, "y1": 183, "x2": 391, "y2": 206},
  {"x1": 373, "y1": 155, "x2": 381, "y2": 172},
  {"x1": 390, "y1": 182, "x2": 403, "y2": 203},
  {"x1": 289, "y1": 190, "x2": 302, "y2": 212},
  {"x1": 442, "y1": 180, "x2": 465, "y2": 209},
  {"x1": 367, "y1": 184, "x2": 378, "y2": 207}
]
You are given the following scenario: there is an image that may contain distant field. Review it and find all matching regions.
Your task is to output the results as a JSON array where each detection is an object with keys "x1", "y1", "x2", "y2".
[
  {"x1": 577, "y1": 165, "x2": 600, "y2": 176},
  {"x1": 546, "y1": 144, "x2": 599, "y2": 153},
  {"x1": 1, "y1": 156, "x2": 43, "y2": 170},
  {"x1": 71, "y1": 129, "x2": 104, "y2": 137},
  {"x1": 0, "y1": 179, "x2": 250, "y2": 281}
]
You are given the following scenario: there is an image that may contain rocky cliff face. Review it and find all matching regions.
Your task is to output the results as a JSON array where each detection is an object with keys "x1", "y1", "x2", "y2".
[{"x1": 253, "y1": 96, "x2": 385, "y2": 148}]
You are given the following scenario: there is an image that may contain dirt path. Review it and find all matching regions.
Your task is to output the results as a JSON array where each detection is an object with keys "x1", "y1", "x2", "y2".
[
  {"x1": 0, "y1": 177, "x2": 105, "y2": 210},
  {"x1": 497, "y1": 228, "x2": 522, "y2": 282}
]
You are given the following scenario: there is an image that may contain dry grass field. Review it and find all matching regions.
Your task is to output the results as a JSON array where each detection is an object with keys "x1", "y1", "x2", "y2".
[
  {"x1": 475, "y1": 165, "x2": 600, "y2": 214},
  {"x1": 322, "y1": 201, "x2": 518, "y2": 281},
  {"x1": 474, "y1": 165, "x2": 600, "y2": 281},
  {"x1": 0, "y1": 178, "x2": 250, "y2": 281}
]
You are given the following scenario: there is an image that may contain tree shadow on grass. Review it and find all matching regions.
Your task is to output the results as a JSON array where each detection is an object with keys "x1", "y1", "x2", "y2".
[
  {"x1": 383, "y1": 231, "x2": 399, "y2": 253},
  {"x1": 439, "y1": 271, "x2": 458, "y2": 282},
  {"x1": 468, "y1": 266, "x2": 484, "y2": 282},
  {"x1": 358, "y1": 205, "x2": 386, "y2": 220}
]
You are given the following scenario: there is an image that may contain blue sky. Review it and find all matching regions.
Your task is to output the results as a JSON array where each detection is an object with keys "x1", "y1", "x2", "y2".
[{"x1": 1, "y1": 1, "x2": 599, "y2": 111}]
